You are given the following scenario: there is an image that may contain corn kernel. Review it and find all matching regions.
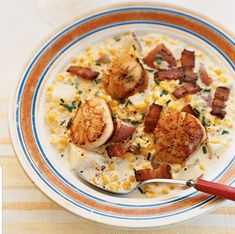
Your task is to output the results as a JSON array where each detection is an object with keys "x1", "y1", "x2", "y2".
[
  {"x1": 85, "y1": 46, "x2": 91, "y2": 52},
  {"x1": 101, "y1": 174, "x2": 109, "y2": 185},
  {"x1": 145, "y1": 191, "x2": 156, "y2": 198},
  {"x1": 57, "y1": 105, "x2": 66, "y2": 112},
  {"x1": 50, "y1": 128, "x2": 58, "y2": 134},
  {"x1": 215, "y1": 118, "x2": 222, "y2": 125},
  {"x1": 162, "y1": 35, "x2": 168, "y2": 40},
  {"x1": 223, "y1": 119, "x2": 233, "y2": 128},
  {"x1": 109, "y1": 48, "x2": 116, "y2": 55},
  {"x1": 184, "y1": 94, "x2": 192, "y2": 102},
  {"x1": 215, "y1": 68, "x2": 222, "y2": 76},
  {"x1": 128, "y1": 164, "x2": 135, "y2": 170},
  {"x1": 218, "y1": 76, "x2": 228, "y2": 83},
  {"x1": 110, "y1": 174, "x2": 119, "y2": 182},
  {"x1": 59, "y1": 137, "x2": 68, "y2": 146},
  {"x1": 122, "y1": 181, "x2": 131, "y2": 190},
  {"x1": 46, "y1": 93, "x2": 52, "y2": 101},
  {"x1": 143, "y1": 185, "x2": 153, "y2": 193},
  {"x1": 161, "y1": 188, "x2": 170, "y2": 195},
  {"x1": 210, "y1": 139, "x2": 220, "y2": 144},
  {"x1": 152, "y1": 92, "x2": 159, "y2": 100},
  {"x1": 109, "y1": 183, "x2": 120, "y2": 191},
  {"x1": 92, "y1": 177, "x2": 97, "y2": 185},
  {"x1": 47, "y1": 86, "x2": 53, "y2": 92},
  {"x1": 145, "y1": 40, "x2": 152, "y2": 46},
  {"x1": 49, "y1": 134, "x2": 57, "y2": 144},
  {"x1": 108, "y1": 163, "x2": 116, "y2": 171},
  {"x1": 98, "y1": 50, "x2": 105, "y2": 56},
  {"x1": 144, "y1": 97, "x2": 152, "y2": 105},
  {"x1": 135, "y1": 103, "x2": 148, "y2": 112},
  {"x1": 129, "y1": 175, "x2": 136, "y2": 183},
  {"x1": 56, "y1": 74, "x2": 64, "y2": 81},
  {"x1": 171, "y1": 164, "x2": 181, "y2": 173},
  {"x1": 110, "y1": 100, "x2": 118, "y2": 107},
  {"x1": 124, "y1": 152, "x2": 136, "y2": 162},
  {"x1": 142, "y1": 162, "x2": 150, "y2": 169},
  {"x1": 126, "y1": 105, "x2": 135, "y2": 113},
  {"x1": 46, "y1": 112, "x2": 58, "y2": 124},
  {"x1": 111, "y1": 106, "x2": 119, "y2": 113},
  {"x1": 199, "y1": 164, "x2": 205, "y2": 171}
]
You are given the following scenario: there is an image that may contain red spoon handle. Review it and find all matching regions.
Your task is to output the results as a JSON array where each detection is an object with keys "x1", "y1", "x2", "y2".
[{"x1": 194, "y1": 179, "x2": 235, "y2": 201}]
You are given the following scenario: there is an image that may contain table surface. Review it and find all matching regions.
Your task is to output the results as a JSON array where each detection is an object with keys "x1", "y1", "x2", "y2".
[{"x1": 1, "y1": 0, "x2": 235, "y2": 233}]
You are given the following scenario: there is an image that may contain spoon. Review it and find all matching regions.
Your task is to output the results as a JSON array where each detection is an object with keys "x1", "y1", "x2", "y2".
[{"x1": 72, "y1": 169, "x2": 235, "y2": 201}]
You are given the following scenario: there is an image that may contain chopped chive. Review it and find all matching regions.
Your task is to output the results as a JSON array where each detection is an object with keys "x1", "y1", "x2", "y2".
[
  {"x1": 154, "y1": 79, "x2": 160, "y2": 85},
  {"x1": 193, "y1": 108, "x2": 200, "y2": 117},
  {"x1": 125, "y1": 100, "x2": 132, "y2": 107},
  {"x1": 154, "y1": 137, "x2": 158, "y2": 144},
  {"x1": 78, "y1": 90, "x2": 83, "y2": 94},
  {"x1": 155, "y1": 54, "x2": 163, "y2": 65},
  {"x1": 60, "y1": 98, "x2": 64, "y2": 103},
  {"x1": 111, "y1": 113, "x2": 117, "y2": 119},
  {"x1": 60, "y1": 100, "x2": 76, "y2": 112},
  {"x1": 222, "y1": 130, "x2": 229, "y2": 135},
  {"x1": 119, "y1": 99, "x2": 126, "y2": 105},
  {"x1": 137, "y1": 143, "x2": 141, "y2": 150},
  {"x1": 201, "y1": 116, "x2": 207, "y2": 127},
  {"x1": 95, "y1": 62, "x2": 101, "y2": 66},
  {"x1": 203, "y1": 88, "x2": 211, "y2": 92},
  {"x1": 132, "y1": 44, "x2": 136, "y2": 51},
  {"x1": 160, "y1": 89, "x2": 168, "y2": 97},
  {"x1": 179, "y1": 79, "x2": 183, "y2": 85},
  {"x1": 131, "y1": 120, "x2": 141, "y2": 125},
  {"x1": 94, "y1": 79, "x2": 102, "y2": 84},
  {"x1": 202, "y1": 146, "x2": 207, "y2": 154},
  {"x1": 114, "y1": 36, "x2": 121, "y2": 41},
  {"x1": 165, "y1": 100, "x2": 171, "y2": 106},
  {"x1": 141, "y1": 113, "x2": 145, "y2": 120},
  {"x1": 147, "y1": 152, "x2": 151, "y2": 160},
  {"x1": 60, "y1": 120, "x2": 66, "y2": 126},
  {"x1": 145, "y1": 68, "x2": 154, "y2": 73},
  {"x1": 138, "y1": 187, "x2": 144, "y2": 194},
  {"x1": 75, "y1": 83, "x2": 79, "y2": 89}
]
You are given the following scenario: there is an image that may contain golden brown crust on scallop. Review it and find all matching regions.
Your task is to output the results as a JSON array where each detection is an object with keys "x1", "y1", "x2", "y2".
[{"x1": 152, "y1": 112, "x2": 206, "y2": 167}]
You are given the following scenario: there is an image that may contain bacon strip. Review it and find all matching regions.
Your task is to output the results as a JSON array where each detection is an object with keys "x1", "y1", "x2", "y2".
[
  {"x1": 111, "y1": 124, "x2": 136, "y2": 143},
  {"x1": 199, "y1": 64, "x2": 212, "y2": 86},
  {"x1": 181, "y1": 49, "x2": 195, "y2": 68},
  {"x1": 106, "y1": 143, "x2": 140, "y2": 158},
  {"x1": 172, "y1": 82, "x2": 202, "y2": 99},
  {"x1": 144, "y1": 104, "x2": 163, "y2": 133},
  {"x1": 210, "y1": 86, "x2": 230, "y2": 119},
  {"x1": 181, "y1": 104, "x2": 199, "y2": 118},
  {"x1": 183, "y1": 68, "x2": 198, "y2": 82},
  {"x1": 155, "y1": 67, "x2": 184, "y2": 81},
  {"x1": 67, "y1": 66, "x2": 99, "y2": 80},
  {"x1": 134, "y1": 164, "x2": 171, "y2": 182},
  {"x1": 143, "y1": 43, "x2": 176, "y2": 68}
]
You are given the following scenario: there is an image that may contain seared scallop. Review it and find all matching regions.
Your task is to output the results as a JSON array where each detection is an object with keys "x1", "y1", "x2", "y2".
[
  {"x1": 152, "y1": 112, "x2": 207, "y2": 167},
  {"x1": 103, "y1": 53, "x2": 147, "y2": 100},
  {"x1": 68, "y1": 98, "x2": 114, "y2": 148}
]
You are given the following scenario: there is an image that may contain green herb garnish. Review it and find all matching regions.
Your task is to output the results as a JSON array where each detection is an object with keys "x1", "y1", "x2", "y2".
[
  {"x1": 131, "y1": 120, "x2": 141, "y2": 125},
  {"x1": 202, "y1": 146, "x2": 207, "y2": 154},
  {"x1": 165, "y1": 100, "x2": 171, "y2": 106},
  {"x1": 141, "y1": 113, "x2": 145, "y2": 120},
  {"x1": 154, "y1": 137, "x2": 158, "y2": 144},
  {"x1": 179, "y1": 79, "x2": 183, "y2": 85},
  {"x1": 193, "y1": 108, "x2": 200, "y2": 117},
  {"x1": 201, "y1": 116, "x2": 207, "y2": 127},
  {"x1": 132, "y1": 44, "x2": 136, "y2": 51},
  {"x1": 77, "y1": 101, "x2": 82, "y2": 108},
  {"x1": 145, "y1": 69, "x2": 154, "y2": 73},
  {"x1": 111, "y1": 113, "x2": 117, "y2": 119},
  {"x1": 60, "y1": 120, "x2": 66, "y2": 126},
  {"x1": 94, "y1": 79, "x2": 102, "y2": 84},
  {"x1": 60, "y1": 98, "x2": 64, "y2": 103},
  {"x1": 203, "y1": 88, "x2": 211, "y2": 92},
  {"x1": 78, "y1": 90, "x2": 83, "y2": 94},
  {"x1": 95, "y1": 62, "x2": 101, "y2": 66},
  {"x1": 154, "y1": 79, "x2": 160, "y2": 85},
  {"x1": 156, "y1": 54, "x2": 163, "y2": 65},
  {"x1": 137, "y1": 143, "x2": 141, "y2": 150},
  {"x1": 222, "y1": 130, "x2": 229, "y2": 135},
  {"x1": 119, "y1": 99, "x2": 126, "y2": 105},
  {"x1": 125, "y1": 100, "x2": 132, "y2": 107},
  {"x1": 147, "y1": 152, "x2": 152, "y2": 160},
  {"x1": 60, "y1": 100, "x2": 76, "y2": 112},
  {"x1": 160, "y1": 89, "x2": 168, "y2": 97}
]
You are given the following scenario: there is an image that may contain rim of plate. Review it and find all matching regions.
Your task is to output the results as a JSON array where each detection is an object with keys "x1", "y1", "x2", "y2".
[{"x1": 8, "y1": 2, "x2": 235, "y2": 229}]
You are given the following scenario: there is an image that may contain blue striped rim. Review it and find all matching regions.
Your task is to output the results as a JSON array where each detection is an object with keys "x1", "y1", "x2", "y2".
[{"x1": 15, "y1": 7, "x2": 235, "y2": 221}]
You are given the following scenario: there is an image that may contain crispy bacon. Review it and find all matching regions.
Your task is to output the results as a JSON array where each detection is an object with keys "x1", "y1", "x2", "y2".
[
  {"x1": 214, "y1": 86, "x2": 230, "y2": 101},
  {"x1": 144, "y1": 104, "x2": 163, "y2": 133},
  {"x1": 111, "y1": 124, "x2": 136, "y2": 143},
  {"x1": 210, "y1": 86, "x2": 230, "y2": 119},
  {"x1": 67, "y1": 66, "x2": 99, "y2": 80},
  {"x1": 181, "y1": 49, "x2": 195, "y2": 68},
  {"x1": 154, "y1": 67, "x2": 184, "y2": 81},
  {"x1": 106, "y1": 143, "x2": 140, "y2": 158},
  {"x1": 212, "y1": 99, "x2": 226, "y2": 109},
  {"x1": 183, "y1": 68, "x2": 198, "y2": 82},
  {"x1": 172, "y1": 82, "x2": 201, "y2": 99},
  {"x1": 210, "y1": 107, "x2": 226, "y2": 119},
  {"x1": 181, "y1": 104, "x2": 199, "y2": 118},
  {"x1": 199, "y1": 64, "x2": 212, "y2": 86},
  {"x1": 143, "y1": 43, "x2": 176, "y2": 68},
  {"x1": 134, "y1": 164, "x2": 171, "y2": 182}
]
